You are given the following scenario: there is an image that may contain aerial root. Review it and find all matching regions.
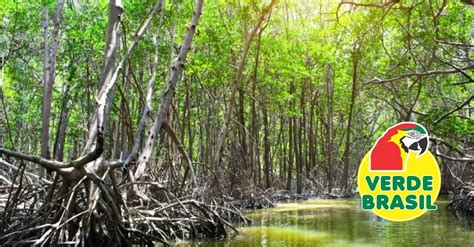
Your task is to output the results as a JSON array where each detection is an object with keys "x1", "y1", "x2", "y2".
[
  {"x1": 0, "y1": 163, "x2": 249, "y2": 246},
  {"x1": 449, "y1": 183, "x2": 474, "y2": 218}
]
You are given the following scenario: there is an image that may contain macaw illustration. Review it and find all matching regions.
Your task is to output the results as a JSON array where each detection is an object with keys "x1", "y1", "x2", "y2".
[{"x1": 370, "y1": 122, "x2": 429, "y2": 171}]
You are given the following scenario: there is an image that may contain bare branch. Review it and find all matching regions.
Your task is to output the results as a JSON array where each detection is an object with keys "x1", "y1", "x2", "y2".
[
  {"x1": 452, "y1": 80, "x2": 474, "y2": 86},
  {"x1": 434, "y1": 145, "x2": 474, "y2": 162},
  {"x1": 460, "y1": 0, "x2": 474, "y2": 7},
  {"x1": 336, "y1": 0, "x2": 398, "y2": 22},
  {"x1": 369, "y1": 64, "x2": 474, "y2": 83},
  {"x1": 434, "y1": 95, "x2": 473, "y2": 124},
  {"x1": 162, "y1": 121, "x2": 197, "y2": 191},
  {"x1": 0, "y1": 131, "x2": 103, "y2": 171},
  {"x1": 0, "y1": 158, "x2": 52, "y2": 184},
  {"x1": 435, "y1": 38, "x2": 474, "y2": 48}
]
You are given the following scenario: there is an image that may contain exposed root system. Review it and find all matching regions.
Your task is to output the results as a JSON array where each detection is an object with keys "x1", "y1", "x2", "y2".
[{"x1": 0, "y1": 159, "x2": 249, "y2": 246}]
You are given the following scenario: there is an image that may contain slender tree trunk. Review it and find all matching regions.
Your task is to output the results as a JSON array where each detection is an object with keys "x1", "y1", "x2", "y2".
[
  {"x1": 41, "y1": 6, "x2": 50, "y2": 168},
  {"x1": 286, "y1": 116, "x2": 293, "y2": 191},
  {"x1": 213, "y1": 0, "x2": 277, "y2": 169},
  {"x1": 40, "y1": 0, "x2": 65, "y2": 177},
  {"x1": 85, "y1": 0, "x2": 164, "y2": 152},
  {"x1": 124, "y1": 12, "x2": 164, "y2": 168},
  {"x1": 250, "y1": 29, "x2": 263, "y2": 186},
  {"x1": 287, "y1": 81, "x2": 296, "y2": 191},
  {"x1": 134, "y1": 0, "x2": 204, "y2": 181},
  {"x1": 185, "y1": 77, "x2": 194, "y2": 161},
  {"x1": 53, "y1": 85, "x2": 69, "y2": 162},
  {"x1": 238, "y1": 88, "x2": 248, "y2": 160},
  {"x1": 325, "y1": 64, "x2": 334, "y2": 193},
  {"x1": 111, "y1": 122, "x2": 120, "y2": 158},
  {"x1": 100, "y1": 0, "x2": 122, "y2": 89},
  {"x1": 262, "y1": 102, "x2": 271, "y2": 188},
  {"x1": 279, "y1": 116, "x2": 286, "y2": 181},
  {"x1": 308, "y1": 87, "x2": 316, "y2": 178},
  {"x1": 296, "y1": 81, "x2": 305, "y2": 194},
  {"x1": 342, "y1": 50, "x2": 359, "y2": 192},
  {"x1": 293, "y1": 116, "x2": 301, "y2": 194}
]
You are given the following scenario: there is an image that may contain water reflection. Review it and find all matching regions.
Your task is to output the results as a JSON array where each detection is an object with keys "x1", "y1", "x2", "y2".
[{"x1": 177, "y1": 199, "x2": 473, "y2": 246}]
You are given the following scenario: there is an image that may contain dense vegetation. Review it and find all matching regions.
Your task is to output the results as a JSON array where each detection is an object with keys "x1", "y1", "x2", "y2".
[{"x1": 0, "y1": 0, "x2": 472, "y2": 245}]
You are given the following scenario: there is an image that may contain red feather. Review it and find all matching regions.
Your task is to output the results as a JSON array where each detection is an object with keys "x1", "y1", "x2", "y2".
[{"x1": 370, "y1": 123, "x2": 416, "y2": 170}]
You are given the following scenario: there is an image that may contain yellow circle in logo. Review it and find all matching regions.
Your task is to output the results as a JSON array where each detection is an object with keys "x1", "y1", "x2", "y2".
[{"x1": 357, "y1": 123, "x2": 441, "y2": 222}]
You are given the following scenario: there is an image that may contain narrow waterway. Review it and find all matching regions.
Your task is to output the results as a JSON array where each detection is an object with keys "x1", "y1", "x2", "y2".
[{"x1": 178, "y1": 199, "x2": 473, "y2": 246}]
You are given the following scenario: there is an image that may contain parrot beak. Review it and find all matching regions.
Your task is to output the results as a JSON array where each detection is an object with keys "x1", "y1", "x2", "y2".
[
  {"x1": 417, "y1": 137, "x2": 428, "y2": 156},
  {"x1": 407, "y1": 136, "x2": 428, "y2": 156}
]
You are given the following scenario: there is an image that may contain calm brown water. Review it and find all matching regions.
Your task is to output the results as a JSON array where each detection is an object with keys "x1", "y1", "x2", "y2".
[{"x1": 176, "y1": 199, "x2": 473, "y2": 246}]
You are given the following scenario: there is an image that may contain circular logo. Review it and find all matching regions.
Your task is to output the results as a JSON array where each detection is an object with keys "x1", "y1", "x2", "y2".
[{"x1": 357, "y1": 122, "x2": 441, "y2": 222}]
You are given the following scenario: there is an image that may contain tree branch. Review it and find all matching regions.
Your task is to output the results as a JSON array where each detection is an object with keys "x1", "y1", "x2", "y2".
[
  {"x1": 369, "y1": 64, "x2": 474, "y2": 83},
  {"x1": 434, "y1": 145, "x2": 474, "y2": 162},
  {"x1": 336, "y1": 0, "x2": 398, "y2": 22},
  {"x1": 0, "y1": 158, "x2": 52, "y2": 184},
  {"x1": 162, "y1": 121, "x2": 197, "y2": 192},
  {"x1": 0, "y1": 131, "x2": 103, "y2": 171},
  {"x1": 434, "y1": 95, "x2": 473, "y2": 124}
]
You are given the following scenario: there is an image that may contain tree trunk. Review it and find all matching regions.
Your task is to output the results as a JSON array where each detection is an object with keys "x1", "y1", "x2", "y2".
[
  {"x1": 308, "y1": 87, "x2": 316, "y2": 178},
  {"x1": 40, "y1": 0, "x2": 65, "y2": 177},
  {"x1": 262, "y1": 102, "x2": 271, "y2": 189},
  {"x1": 342, "y1": 50, "x2": 359, "y2": 192},
  {"x1": 250, "y1": 29, "x2": 263, "y2": 186},
  {"x1": 296, "y1": 81, "x2": 305, "y2": 194},
  {"x1": 286, "y1": 115, "x2": 293, "y2": 191},
  {"x1": 325, "y1": 64, "x2": 334, "y2": 193},
  {"x1": 213, "y1": 0, "x2": 277, "y2": 169},
  {"x1": 134, "y1": 0, "x2": 204, "y2": 180},
  {"x1": 41, "y1": 7, "x2": 50, "y2": 169},
  {"x1": 238, "y1": 88, "x2": 248, "y2": 161},
  {"x1": 293, "y1": 116, "x2": 301, "y2": 194},
  {"x1": 279, "y1": 115, "x2": 286, "y2": 181},
  {"x1": 85, "y1": 0, "x2": 164, "y2": 152},
  {"x1": 53, "y1": 85, "x2": 70, "y2": 162},
  {"x1": 124, "y1": 13, "x2": 164, "y2": 168},
  {"x1": 100, "y1": 0, "x2": 122, "y2": 89}
]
